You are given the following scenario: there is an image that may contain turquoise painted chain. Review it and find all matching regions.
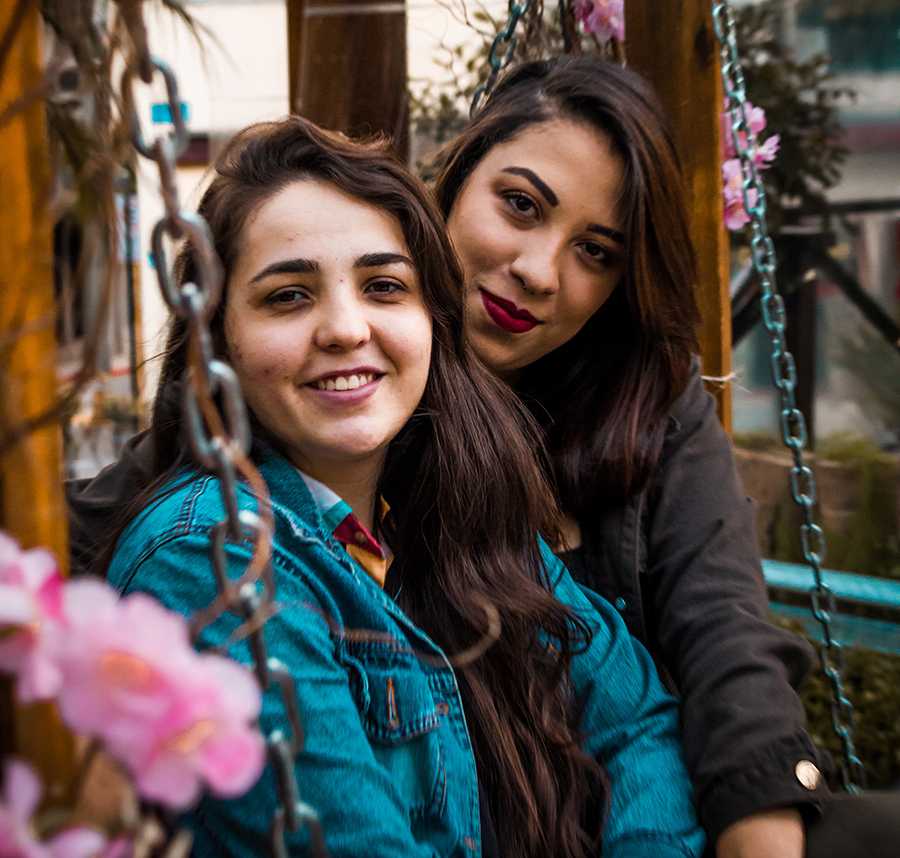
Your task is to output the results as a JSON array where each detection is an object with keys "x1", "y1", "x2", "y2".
[{"x1": 712, "y1": 0, "x2": 865, "y2": 791}]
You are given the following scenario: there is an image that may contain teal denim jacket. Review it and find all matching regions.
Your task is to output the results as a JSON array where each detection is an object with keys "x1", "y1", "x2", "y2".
[{"x1": 107, "y1": 450, "x2": 705, "y2": 858}]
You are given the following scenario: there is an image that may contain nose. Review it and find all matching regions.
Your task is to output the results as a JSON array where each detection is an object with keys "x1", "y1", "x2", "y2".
[
  {"x1": 313, "y1": 287, "x2": 371, "y2": 352},
  {"x1": 509, "y1": 234, "x2": 561, "y2": 297}
]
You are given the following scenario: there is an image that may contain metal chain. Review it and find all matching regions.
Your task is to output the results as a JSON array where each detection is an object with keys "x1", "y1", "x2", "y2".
[
  {"x1": 712, "y1": 1, "x2": 865, "y2": 791},
  {"x1": 470, "y1": 0, "x2": 534, "y2": 116},
  {"x1": 118, "y1": 9, "x2": 327, "y2": 851}
]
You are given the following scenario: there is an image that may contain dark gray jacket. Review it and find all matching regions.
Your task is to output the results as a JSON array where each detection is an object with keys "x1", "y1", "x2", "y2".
[{"x1": 560, "y1": 365, "x2": 828, "y2": 842}]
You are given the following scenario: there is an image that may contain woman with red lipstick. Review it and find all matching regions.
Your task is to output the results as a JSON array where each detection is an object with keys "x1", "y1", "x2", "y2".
[
  {"x1": 434, "y1": 55, "x2": 898, "y2": 858},
  {"x1": 88, "y1": 116, "x2": 706, "y2": 858}
]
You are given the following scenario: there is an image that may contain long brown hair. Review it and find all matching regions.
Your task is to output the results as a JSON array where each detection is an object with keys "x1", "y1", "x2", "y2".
[
  {"x1": 119, "y1": 117, "x2": 603, "y2": 857},
  {"x1": 434, "y1": 57, "x2": 701, "y2": 517}
]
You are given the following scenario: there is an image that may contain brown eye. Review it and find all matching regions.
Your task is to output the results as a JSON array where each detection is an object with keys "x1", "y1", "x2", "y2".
[
  {"x1": 578, "y1": 241, "x2": 614, "y2": 268},
  {"x1": 502, "y1": 191, "x2": 539, "y2": 219},
  {"x1": 266, "y1": 288, "x2": 309, "y2": 307},
  {"x1": 365, "y1": 279, "x2": 405, "y2": 297}
]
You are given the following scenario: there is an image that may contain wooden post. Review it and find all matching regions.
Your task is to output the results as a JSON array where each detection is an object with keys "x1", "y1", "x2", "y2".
[
  {"x1": 0, "y1": 0, "x2": 76, "y2": 784},
  {"x1": 286, "y1": 0, "x2": 409, "y2": 160},
  {"x1": 625, "y1": 1, "x2": 733, "y2": 431}
]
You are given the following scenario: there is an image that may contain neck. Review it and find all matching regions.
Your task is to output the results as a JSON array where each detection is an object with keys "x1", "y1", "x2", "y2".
[
  {"x1": 496, "y1": 365, "x2": 523, "y2": 386},
  {"x1": 295, "y1": 453, "x2": 383, "y2": 532}
]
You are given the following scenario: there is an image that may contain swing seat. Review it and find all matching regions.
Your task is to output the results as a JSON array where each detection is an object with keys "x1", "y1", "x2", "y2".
[{"x1": 764, "y1": 559, "x2": 900, "y2": 655}]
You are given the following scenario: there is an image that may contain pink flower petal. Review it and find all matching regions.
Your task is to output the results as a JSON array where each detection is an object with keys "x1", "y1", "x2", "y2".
[
  {"x1": 574, "y1": 0, "x2": 624, "y2": 43},
  {"x1": 198, "y1": 728, "x2": 266, "y2": 797},
  {"x1": 4, "y1": 760, "x2": 41, "y2": 822},
  {"x1": 755, "y1": 134, "x2": 780, "y2": 166},
  {"x1": 14, "y1": 650, "x2": 63, "y2": 703},
  {"x1": 46, "y1": 828, "x2": 106, "y2": 858},
  {"x1": 134, "y1": 753, "x2": 202, "y2": 810},
  {"x1": 203, "y1": 657, "x2": 261, "y2": 722},
  {"x1": 35, "y1": 573, "x2": 64, "y2": 623},
  {"x1": 61, "y1": 580, "x2": 120, "y2": 627},
  {"x1": 0, "y1": 534, "x2": 67, "y2": 705},
  {"x1": 747, "y1": 103, "x2": 767, "y2": 135},
  {"x1": 0, "y1": 586, "x2": 32, "y2": 626},
  {"x1": 98, "y1": 837, "x2": 132, "y2": 858}
]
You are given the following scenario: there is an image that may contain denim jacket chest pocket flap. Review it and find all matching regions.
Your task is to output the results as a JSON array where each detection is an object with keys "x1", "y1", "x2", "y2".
[{"x1": 341, "y1": 641, "x2": 448, "y2": 820}]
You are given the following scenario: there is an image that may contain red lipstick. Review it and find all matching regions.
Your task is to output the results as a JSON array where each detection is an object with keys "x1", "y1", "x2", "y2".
[{"x1": 479, "y1": 289, "x2": 541, "y2": 334}]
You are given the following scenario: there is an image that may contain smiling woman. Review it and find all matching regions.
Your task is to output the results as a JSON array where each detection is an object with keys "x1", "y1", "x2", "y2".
[
  {"x1": 433, "y1": 54, "x2": 831, "y2": 858},
  {"x1": 447, "y1": 118, "x2": 626, "y2": 376},
  {"x1": 71, "y1": 115, "x2": 705, "y2": 858},
  {"x1": 224, "y1": 179, "x2": 432, "y2": 523}
]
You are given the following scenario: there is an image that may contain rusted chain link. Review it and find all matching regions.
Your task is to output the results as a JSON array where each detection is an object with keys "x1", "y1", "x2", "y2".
[{"x1": 117, "y1": 4, "x2": 327, "y2": 850}]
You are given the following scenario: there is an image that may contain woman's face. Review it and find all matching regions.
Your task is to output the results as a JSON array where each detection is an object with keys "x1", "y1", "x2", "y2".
[
  {"x1": 225, "y1": 179, "x2": 432, "y2": 476},
  {"x1": 447, "y1": 118, "x2": 626, "y2": 376}
]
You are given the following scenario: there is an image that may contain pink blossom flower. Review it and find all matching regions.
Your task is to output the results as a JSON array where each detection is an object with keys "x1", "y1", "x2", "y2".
[
  {"x1": 0, "y1": 759, "x2": 106, "y2": 858},
  {"x1": 96, "y1": 837, "x2": 132, "y2": 858},
  {"x1": 755, "y1": 133, "x2": 780, "y2": 166},
  {"x1": 722, "y1": 158, "x2": 758, "y2": 231},
  {"x1": 721, "y1": 101, "x2": 778, "y2": 230},
  {"x1": 573, "y1": 0, "x2": 625, "y2": 43},
  {"x1": 56, "y1": 580, "x2": 265, "y2": 809},
  {"x1": 721, "y1": 100, "x2": 779, "y2": 167},
  {"x1": 0, "y1": 533, "x2": 65, "y2": 703}
]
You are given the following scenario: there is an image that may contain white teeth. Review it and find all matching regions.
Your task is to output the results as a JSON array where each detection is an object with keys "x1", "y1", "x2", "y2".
[{"x1": 314, "y1": 373, "x2": 375, "y2": 391}]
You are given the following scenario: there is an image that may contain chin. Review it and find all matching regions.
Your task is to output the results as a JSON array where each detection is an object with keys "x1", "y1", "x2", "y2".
[
  {"x1": 321, "y1": 430, "x2": 393, "y2": 462},
  {"x1": 474, "y1": 342, "x2": 525, "y2": 377}
]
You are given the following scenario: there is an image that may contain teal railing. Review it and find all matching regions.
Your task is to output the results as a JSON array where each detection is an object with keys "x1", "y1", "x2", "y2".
[{"x1": 764, "y1": 560, "x2": 900, "y2": 656}]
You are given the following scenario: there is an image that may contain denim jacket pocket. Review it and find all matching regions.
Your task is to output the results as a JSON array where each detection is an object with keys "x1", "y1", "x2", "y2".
[{"x1": 343, "y1": 646, "x2": 448, "y2": 822}]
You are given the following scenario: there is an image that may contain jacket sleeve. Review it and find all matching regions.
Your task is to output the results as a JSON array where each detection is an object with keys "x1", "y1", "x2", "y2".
[
  {"x1": 543, "y1": 542, "x2": 706, "y2": 858},
  {"x1": 646, "y1": 366, "x2": 828, "y2": 841},
  {"x1": 110, "y1": 530, "x2": 440, "y2": 858},
  {"x1": 66, "y1": 430, "x2": 155, "y2": 577}
]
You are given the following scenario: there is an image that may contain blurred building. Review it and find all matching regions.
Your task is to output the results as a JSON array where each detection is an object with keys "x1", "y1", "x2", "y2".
[{"x1": 733, "y1": 0, "x2": 900, "y2": 447}]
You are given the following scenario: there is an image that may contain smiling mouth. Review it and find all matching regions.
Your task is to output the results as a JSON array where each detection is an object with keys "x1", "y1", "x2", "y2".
[
  {"x1": 311, "y1": 372, "x2": 380, "y2": 392},
  {"x1": 479, "y1": 289, "x2": 542, "y2": 334}
]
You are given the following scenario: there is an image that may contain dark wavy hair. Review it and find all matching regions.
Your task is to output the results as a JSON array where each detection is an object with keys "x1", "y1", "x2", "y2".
[
  {"x1": 434, "y1": 56, "x2": 701, "y2": 516},
  {"x1": 118, "y1": 116, "x2": 604, "y2": 857}
]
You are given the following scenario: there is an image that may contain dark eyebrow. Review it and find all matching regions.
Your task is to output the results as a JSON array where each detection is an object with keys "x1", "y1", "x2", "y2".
[
  {"x1": 354, "y1": 252, "x2": 415, "y2": 269},
  {"x1": 249, "y1": 258, "x2": 318, "y2": 283},
  {"x1": 587, "y1": 223, "x2": 626, "y2": 246},
  {"x1": 501, "y1": 166, "x2": 558, "y2": 207}
]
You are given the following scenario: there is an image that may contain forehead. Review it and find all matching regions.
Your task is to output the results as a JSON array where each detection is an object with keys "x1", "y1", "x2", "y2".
[
  {"x1": 239, "y1": 178, "x2": 409, "y2": 264},
  {"x1": 475, "y1": 118, "x2": 624, "y2": 220}
]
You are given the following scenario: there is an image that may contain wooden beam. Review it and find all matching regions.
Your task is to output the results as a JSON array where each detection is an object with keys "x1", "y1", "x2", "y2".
[
  {"x1": 0, "y1": 0, "x2": 76, "y2": 785},
  {"x1": 286, "y1": 0, "x2": 409, "y2": 159},
  {"x1": 625, "y1": 1, "x2": 733, "y2": 431}
]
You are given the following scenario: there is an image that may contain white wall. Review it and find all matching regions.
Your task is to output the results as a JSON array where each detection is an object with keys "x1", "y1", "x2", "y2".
[{"x1": 133, "y1": 1, "x2": 289, "y2": 410}]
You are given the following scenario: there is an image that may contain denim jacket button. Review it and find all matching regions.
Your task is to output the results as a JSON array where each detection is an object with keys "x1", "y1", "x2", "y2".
[
  {"x1": 795, "y1": 760, "x2": 821, "y2": 790},
  {"x1": 614, "y1": 596, "x2": 627, "y2": 611}
]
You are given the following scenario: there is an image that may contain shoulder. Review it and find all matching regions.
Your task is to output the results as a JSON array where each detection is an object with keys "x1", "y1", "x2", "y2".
[
  {"x1": 107, "y1": 463, "x2": 324, "y2": 594},
  {"x1": 666, "y1": 357, "x2": 716, "y2": 439},
  {"x1": 658, "y1": 357, "x2": 733, "y2": 473},
  {"x1": 106, "y1": 469, "x2": 343, "y2": 643},
  {"x1": 117, "y1": 471, "x2": 241, "y2": 550},
  {"x1": 105, "y1": 471, "x2": 246, "y2": 595}
]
